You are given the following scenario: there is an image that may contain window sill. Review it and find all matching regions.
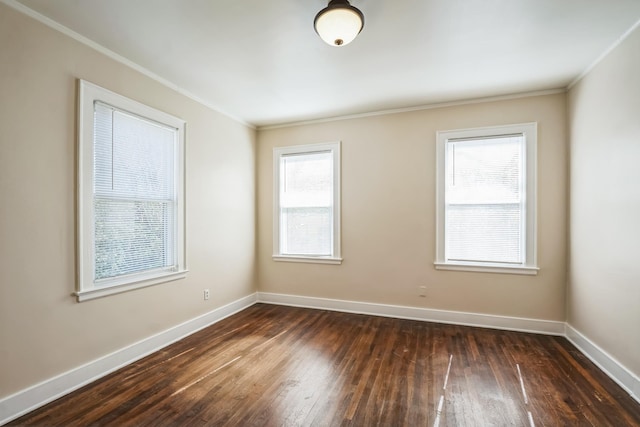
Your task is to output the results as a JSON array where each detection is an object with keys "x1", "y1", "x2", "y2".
[
  {"x1": 273, "y1": 255, "x2": 342, "y2": 265},
  {"x1": 434, "y1": 262, "x2": 538, "y2": 276},
  {"x1": 74, "y1": 270, "x2": 188, "y2": 302}
]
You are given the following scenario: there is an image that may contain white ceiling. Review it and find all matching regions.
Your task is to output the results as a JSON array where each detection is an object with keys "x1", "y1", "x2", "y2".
[{"x1": 12, "y1": 0, "x2": 640, "y2": 127}]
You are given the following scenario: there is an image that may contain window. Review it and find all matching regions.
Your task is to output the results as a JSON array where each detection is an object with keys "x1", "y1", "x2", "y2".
[
  {"x1": 76, "y1": 80, "x2": 186, "y2": 301},
  {"x1": 273, "y1": 142, "x2": 341, "y2": 264},
  {"x1": 435, "y1": 123, "x2": 538, "y2": 275}
]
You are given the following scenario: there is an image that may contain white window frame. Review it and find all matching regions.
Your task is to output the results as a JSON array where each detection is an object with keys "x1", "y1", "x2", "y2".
[
  {"x1": 75, "y1": 80, "x2": 187, "y2": 302},
  {"x1": 273, "y1": 142, "x2": 342, "y2": 265},
  {"x1": 435, "y1": 123, "x2": 538, "y2": 275}
]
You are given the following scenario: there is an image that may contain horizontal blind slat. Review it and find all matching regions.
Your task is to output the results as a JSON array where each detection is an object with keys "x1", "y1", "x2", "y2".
[
  {"x1": 280, "y1": 151, "x2": 333, "y2": 256},
  {"x1": 445, "y1": 135, "x2": 524, "y2": 264},
  {"x1": 93, "y1": 102, "x2": 178, "y2": 281}
]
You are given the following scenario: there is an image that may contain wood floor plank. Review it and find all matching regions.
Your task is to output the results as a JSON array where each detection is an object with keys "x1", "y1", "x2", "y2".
[{"x1": 9, "y1": 304, "x2": 640, "y2": 426}]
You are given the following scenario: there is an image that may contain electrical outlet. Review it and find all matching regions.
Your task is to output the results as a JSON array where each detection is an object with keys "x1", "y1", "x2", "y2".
[
  {"x1": 418, "y1": 286, "x2": 427, "y2": 297},
  {"x1": 204, "y1": 289, "x2": 210, "y2": 300}
]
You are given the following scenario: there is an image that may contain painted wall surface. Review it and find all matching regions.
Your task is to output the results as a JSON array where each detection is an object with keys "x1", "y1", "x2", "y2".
[
  {"x1": 257, "y1": 94, "x2": 568, "y2": 321},
  {"x1": 568, "y1": 25, "x2": 640, "y2": 375},
  {"x1": 0, "y1": 3, "x2": 256, "y2": 398}
]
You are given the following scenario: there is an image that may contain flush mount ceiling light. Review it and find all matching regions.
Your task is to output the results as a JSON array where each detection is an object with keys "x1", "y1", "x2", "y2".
[{"x1": 314, "y1": 0, "x2": 364, "y2": 47}]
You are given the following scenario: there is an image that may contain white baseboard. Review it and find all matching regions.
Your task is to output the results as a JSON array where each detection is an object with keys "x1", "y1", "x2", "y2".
[
  {"x1": 3, "y1": 292, "x2": 637, "y2": 425},
  {"x1": 257, "y1": 293, "x2": 640, "y2": 403},
  {"x1": 565, "y1": 324, "x2": 640, "y2": 404},
  {"x1": 257, "y1": 292, "x2": 565, "y2": 335},
  {"x1": 0, "y1": 293, "x2": 258, "y2": 426}
]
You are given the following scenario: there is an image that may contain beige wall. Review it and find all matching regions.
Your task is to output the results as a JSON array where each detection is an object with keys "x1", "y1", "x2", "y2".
[
  {"x1": 568, "y1": 26, "x2": 640, "y2": 375},
  {"x1": 0, "y1": 4, "x2": 256, "y2": 398},
  {"x1": 257, "y1": 94, "x2": 568, "y2": 321}
]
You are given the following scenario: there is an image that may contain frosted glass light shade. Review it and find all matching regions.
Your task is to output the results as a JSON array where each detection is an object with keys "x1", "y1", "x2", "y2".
[{"x1": 314, "y1": 0, "x2": 364, "y2": 47}]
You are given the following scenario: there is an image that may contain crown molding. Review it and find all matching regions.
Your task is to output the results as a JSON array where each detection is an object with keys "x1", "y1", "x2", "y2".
[
  {"x1": 258, "y1": 88, "x2": 566, "y2": 131},
  {"x1": 0, "y1": 0, "x2": 255, "y2": 130},
  {"x1": 568, "y1": 17, "x2": 640, "y2": 89}
]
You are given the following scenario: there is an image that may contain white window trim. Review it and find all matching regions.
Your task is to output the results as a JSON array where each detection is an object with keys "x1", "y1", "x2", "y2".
[
  {"x1": 273, "y1": 142, "x2": 342, "y2": 265},
  {"x1": 75, "y1": 80, "x2": 187, "y2": 302},
  {"x1": 435, "y1": 123, "x2": 539, "y2": 275}
]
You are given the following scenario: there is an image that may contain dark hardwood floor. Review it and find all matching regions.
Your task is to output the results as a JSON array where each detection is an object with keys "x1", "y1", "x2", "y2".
[{"x1": 9, "y1": 304, "x2": 640, "y2": 426}]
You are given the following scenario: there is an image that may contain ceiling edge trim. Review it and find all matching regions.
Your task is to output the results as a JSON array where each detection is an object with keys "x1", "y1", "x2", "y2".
[
  {"x1": 258, "y1": 88, "x2": 567, "y2": 131},
  {"x1": 1, "y1": 0, "x2": 255, "y2": 130},
  {"x1": 568, "y1": 17, "x2": 640, "y2": 90}
]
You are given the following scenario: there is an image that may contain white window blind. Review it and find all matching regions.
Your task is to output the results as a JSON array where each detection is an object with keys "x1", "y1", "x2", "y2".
[
  {"x1": 76, "y1": 80, "x2": 186, "y2": 301},
  {"x1": 93, "y1": 102, "x2": 178, "y2": 281},
  {"x1": 435, "y1": 123, "x2": 538, "y2": 275},
  {"x1": 445, "y1": 135, "x2": 524, "y2": 264},
  {"x1": 279, "y1": 151, "x2": 333, "y2": 256},
  {"x1": 273, "y1": 142, "x2": 341, "y2": 264}
]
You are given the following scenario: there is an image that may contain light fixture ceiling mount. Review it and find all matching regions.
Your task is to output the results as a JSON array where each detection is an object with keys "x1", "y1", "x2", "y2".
[{"x1": 314, "y1": 0, "x2": 364, "y2": 47}]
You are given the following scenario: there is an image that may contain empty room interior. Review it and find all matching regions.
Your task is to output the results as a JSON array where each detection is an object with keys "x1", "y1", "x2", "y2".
[{"x1": 1, "y1": 0, "x2": 639, "y2": 425}]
